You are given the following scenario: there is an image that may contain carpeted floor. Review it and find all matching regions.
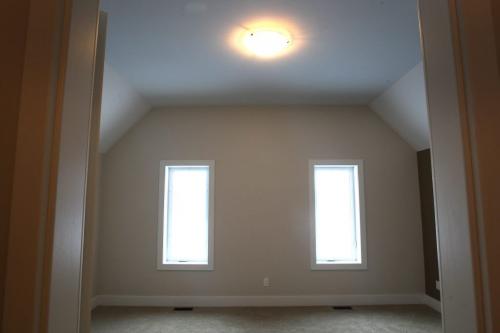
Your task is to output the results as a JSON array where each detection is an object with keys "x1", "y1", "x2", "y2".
[{"x1": 92, "y1": 305, "x2": 442, "y2": 333}]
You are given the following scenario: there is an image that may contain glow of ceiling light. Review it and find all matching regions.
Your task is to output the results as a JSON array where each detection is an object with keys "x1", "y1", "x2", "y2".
[
  {"x1": 242, "y1": 29, "x2": 291, "y2": 58},
  {"x1": 229, "y1": 18, "x2": 301, "y2": 60}
]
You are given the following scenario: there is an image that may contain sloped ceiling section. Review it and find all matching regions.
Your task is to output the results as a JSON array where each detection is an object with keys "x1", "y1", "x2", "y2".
[
  {"x1": 99, "y1": 64, "x2": 151, "y2": 152},
  {"x1": 370, "y1": 62, "x2": 430, "y2": 151},
  {"x1": 100, "y1": 61, "x2": 430, "y2": 153}
]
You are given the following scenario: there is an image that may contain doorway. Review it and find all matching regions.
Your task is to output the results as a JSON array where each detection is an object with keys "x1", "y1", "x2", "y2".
[
  {"x1": 3, "y1": 0, "x2": 495, "y2": 332},
  {"x1": 86, "y1": 1, "x2": 441, "y2": 332}
]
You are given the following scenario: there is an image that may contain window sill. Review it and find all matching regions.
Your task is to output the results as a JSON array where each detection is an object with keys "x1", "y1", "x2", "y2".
[
  {"x1": 157, "y1": 263, "x2": 213, "y2": 271},
  {"x1": 311, "y1": 262, "x2": 367, "y2": 271}
]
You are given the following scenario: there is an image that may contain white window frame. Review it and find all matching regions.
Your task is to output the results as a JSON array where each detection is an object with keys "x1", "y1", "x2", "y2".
[
  {"x1": 157, "y1": 160, "x2": 215, "y2": 271},
  {"x1": 309, "y1": 159, "x2": 367, "y2": 270}
]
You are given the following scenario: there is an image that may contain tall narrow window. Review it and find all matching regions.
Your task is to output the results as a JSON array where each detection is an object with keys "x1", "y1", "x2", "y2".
[
  {"x1": 310, "y1": 160, "x2": 366, "y2": 270},
  {"x1": 158, "y1": 161, "x2": 214, "y2": 270}
]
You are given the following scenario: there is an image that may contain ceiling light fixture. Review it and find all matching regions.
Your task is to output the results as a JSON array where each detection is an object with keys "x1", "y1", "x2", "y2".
[
  {"x1": 242, "y1": 29, "x2": 292, "y2": 58},
  {"x1": 229, "y1": 18, "x2": 300, "y2": 60}
]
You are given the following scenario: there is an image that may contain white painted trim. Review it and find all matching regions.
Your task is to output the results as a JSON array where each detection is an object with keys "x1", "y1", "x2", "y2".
[
  {"x1": 308, "y1": 160, "x2": 367, "y2": 270},
  {"x1": 157, "y1": 160, "x2": 215, "y2": 271},
  {"x1": 420, "y1": 294, "x2": 442, "y2": 313},
  {"x1": 91, "y1": 294, "x2": 435, "y2": 309},
  {"x1": 419, "y1": 0, "x2": 480, "y2": 331}
]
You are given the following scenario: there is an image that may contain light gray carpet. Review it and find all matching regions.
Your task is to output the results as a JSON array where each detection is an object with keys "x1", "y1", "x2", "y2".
[{"x1": 92, "y1": 305, "x2": 441, "y2": 333}]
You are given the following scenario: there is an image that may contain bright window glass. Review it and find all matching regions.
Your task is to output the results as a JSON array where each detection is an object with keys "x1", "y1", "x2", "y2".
[
  {"x1": 313, "y1": 164, "x2": 362, "y2": 265},
  {"x1": 163, "y1": 165, "x2": 210, "y2": 265}
]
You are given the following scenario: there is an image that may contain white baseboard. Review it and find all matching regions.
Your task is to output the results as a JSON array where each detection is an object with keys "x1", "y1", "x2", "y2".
[
  {"x1": 420, "y1": 294, "x2": 442, "y2": 313},
  {"x1": 92, "y1": 294, "x2": 440, "y2": 311}
]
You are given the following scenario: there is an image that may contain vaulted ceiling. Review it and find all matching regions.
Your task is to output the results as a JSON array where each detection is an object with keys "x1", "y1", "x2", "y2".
[
  {"x1": 371, "y1": 62, "x2": 429, "y2": 151},
  {"x1": 99, "y1": 0, "x2": 429, "y2": 152}
]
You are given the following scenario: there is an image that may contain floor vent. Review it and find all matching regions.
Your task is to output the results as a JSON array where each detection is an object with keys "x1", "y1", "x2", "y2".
[
  {"x1": 173, "y1": 307, "x2": 194, "y2": 311},
  {"x1": 332, "y1": 306, "x2": 353, "y2": 310}
]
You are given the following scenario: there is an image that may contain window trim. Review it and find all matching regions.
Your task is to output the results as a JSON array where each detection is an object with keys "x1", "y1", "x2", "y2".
[
  {"x1": 157, "y1": 160, "x2": 215, "y2": 271},
  {"x1": 309, "y1": 159, "x2": 367, "y2": 271}
]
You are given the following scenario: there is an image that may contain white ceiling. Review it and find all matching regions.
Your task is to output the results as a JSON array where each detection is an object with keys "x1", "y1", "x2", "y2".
[
  {"x1": 101, "y1": 0, "x2": 421, "y2": 106},
  {"x1": 370, "y1": 62, "x2": 430, "y2": 151},
  {"x1": 99, "y1": 64, "x2": 151, "y2": 152}
]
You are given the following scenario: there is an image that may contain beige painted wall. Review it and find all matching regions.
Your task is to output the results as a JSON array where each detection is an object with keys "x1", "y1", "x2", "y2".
[{"x1": 96, "y1": 106, "x2": 425, "y2": 296}]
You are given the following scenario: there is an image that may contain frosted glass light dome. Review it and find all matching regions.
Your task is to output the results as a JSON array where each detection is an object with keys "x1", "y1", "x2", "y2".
[{"x1": 242, "y1": 29, "x2": 291, "y2": 58}]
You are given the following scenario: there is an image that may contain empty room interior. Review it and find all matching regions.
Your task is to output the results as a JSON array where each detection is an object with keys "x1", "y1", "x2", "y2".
[{"x1": 85, "y1": 0, "x2": 443, "y2": 332}]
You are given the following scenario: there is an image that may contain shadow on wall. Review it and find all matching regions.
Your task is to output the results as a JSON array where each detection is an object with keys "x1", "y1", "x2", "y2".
[{"x1": 417, "y1": 149, "x2": 440, "y2": 301}]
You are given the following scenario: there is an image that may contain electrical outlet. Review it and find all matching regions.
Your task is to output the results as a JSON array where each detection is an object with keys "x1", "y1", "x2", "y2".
[
  {"x1": 263, "y1": 277, "x2": 270, "y2": 287},
  {"x1": 436, "y1": 280, "x2": 441, "y2": 291}
]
